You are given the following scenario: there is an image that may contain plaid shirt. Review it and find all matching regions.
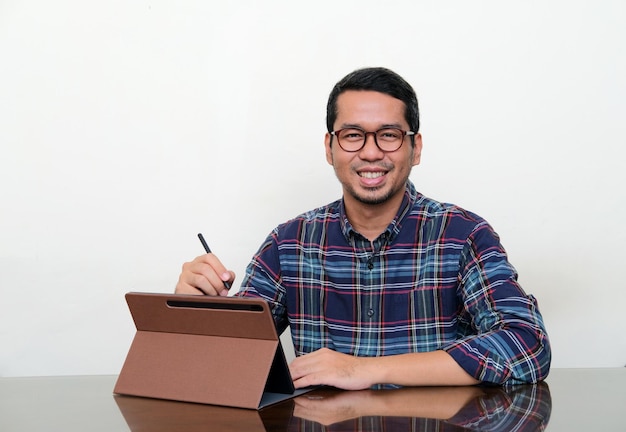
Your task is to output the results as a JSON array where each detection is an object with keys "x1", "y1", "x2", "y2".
[{"x1": 237, "y1": 181, "x2": 551, "y2": 385}]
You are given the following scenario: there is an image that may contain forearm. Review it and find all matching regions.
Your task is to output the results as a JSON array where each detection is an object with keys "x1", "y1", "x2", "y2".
[
  {"x1": 291, "y1": 348, "x2": 478, "y2": 390},
  {"x1": 444, "y1": 325, "x2": 551, "y2": 384},
  {"x1": 365, "y1": 350, "x2": 480, "y2": 387}
]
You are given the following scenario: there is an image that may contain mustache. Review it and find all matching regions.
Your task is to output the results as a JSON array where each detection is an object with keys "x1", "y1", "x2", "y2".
[{"x1": 352, "y1": 163, "x2": 394, "y2": 171}]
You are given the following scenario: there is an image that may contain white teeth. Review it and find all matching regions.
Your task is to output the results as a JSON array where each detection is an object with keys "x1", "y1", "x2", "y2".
[{"x1": 359, "y1": 171, "x2": 385, "y2": 179}]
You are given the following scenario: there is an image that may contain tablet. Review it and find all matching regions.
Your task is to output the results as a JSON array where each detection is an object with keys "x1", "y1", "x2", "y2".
[{"x1": 114, "y1": 292, "x2": 311, "y2": 409}]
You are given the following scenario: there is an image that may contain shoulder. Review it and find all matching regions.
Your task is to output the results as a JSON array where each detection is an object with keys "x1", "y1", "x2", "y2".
[
  {"x1": 413, "y1": 193, "x2": 488, "y2": 228},
  {"x1": 404, "y1": 181, "x2": 485, "y2": 226},
  {"x1": 407, "y1": 191, "x2": 502, "y2": 249},
  {"x1": 271, "y1": 199, "x2": 343, "y2": 238}
]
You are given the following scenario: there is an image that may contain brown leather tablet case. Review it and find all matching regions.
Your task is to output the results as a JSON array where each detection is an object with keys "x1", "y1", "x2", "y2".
[{"x1": 114, "y1": 292, "x2": 307, "y2": 409}]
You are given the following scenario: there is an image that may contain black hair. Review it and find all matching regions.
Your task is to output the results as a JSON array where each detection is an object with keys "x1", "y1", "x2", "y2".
[{"x1": 326, "y1": 67, "x2": 420, "y2": 138}]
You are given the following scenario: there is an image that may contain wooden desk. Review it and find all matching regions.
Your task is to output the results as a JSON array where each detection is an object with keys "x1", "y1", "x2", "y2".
[{"x1": 0, "y1": 368, "x2": 624, "y2": 431}]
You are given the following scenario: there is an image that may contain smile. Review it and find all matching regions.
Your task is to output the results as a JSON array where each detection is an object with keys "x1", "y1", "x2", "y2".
[{"x1": 358, "y1": 171, "x2": 386, "y2": 179}]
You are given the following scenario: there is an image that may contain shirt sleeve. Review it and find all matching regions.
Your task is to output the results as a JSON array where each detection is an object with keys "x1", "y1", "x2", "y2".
[
  {"x1": 442, "y1": 221, "x2": 552, "y2": 385},
  {"x1": 234, "y1": 229, "x2": 290, "y2": 334}
]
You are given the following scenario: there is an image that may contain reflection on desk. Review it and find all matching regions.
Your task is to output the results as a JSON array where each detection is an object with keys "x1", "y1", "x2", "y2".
[
  {"x1": 114, "y1": 383, "x2": 551, "y2": 432},
  {"x1": 1, "y1": 369, "x2": 624, "y2": 431}
]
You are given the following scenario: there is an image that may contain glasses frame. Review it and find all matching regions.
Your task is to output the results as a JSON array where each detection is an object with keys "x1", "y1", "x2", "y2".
[{"x1": 330, "y1": 127, "x2": 416, "y2": 153}]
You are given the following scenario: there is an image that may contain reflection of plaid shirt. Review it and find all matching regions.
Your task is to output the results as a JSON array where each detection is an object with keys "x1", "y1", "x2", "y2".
[
  {"x1": 285, "y1": 383, "x2": 552, "y2": 431},
  {"x1": 448, "y1": 383, "x2": 552, "y2": 431},
  {"x1": 237, "y1": 181, "x2": 551, "y2": 385}
]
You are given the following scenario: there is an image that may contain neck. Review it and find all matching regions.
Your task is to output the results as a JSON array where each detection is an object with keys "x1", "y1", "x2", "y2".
[{"x1": 343, "y1": 191, "x2": 404, "y2": 242}]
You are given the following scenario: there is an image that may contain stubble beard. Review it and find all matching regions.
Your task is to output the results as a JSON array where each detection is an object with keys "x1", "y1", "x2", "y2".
[
  {"x1": 330, "y1": 148, "x2": 415, "y2": 206},
  {"x1": 345, "y1": 183, "x2": 395, "y2": 205},
  {"x1": 335, "y1": 164, "x2": 411, "y2": 206}
]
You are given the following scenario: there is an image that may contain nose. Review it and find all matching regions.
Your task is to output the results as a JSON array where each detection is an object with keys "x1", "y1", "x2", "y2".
[{"x1": 359, "y1": 132, "x2": 384, "y2": 159}]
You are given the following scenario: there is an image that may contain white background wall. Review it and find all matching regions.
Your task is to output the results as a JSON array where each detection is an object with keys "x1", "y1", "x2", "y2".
[{"x1": 1, "y1": 0, "x2": 624, "y2": 377}]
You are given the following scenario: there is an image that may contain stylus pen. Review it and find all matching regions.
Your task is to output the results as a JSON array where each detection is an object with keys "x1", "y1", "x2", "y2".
[{"x1": 197, "y1": 233, "x2": 232, "y2": 291}]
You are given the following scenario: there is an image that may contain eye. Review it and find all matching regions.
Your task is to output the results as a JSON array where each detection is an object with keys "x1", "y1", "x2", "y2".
[
  {"x1": 340, "y1": 129, "x2": 365, "y2": 141},
  {"x1": 378, "y1": 129, "x2": 402, "y2": 141}
]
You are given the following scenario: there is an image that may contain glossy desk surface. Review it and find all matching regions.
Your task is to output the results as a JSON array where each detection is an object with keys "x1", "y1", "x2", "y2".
[{"x1": 0, "y1": 368, "x2": 624, "y2": 431}]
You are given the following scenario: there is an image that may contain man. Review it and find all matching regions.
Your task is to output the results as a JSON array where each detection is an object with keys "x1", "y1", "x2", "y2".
[{"x1": 175, "y1": 67, "x2": 551, "y2": 390}]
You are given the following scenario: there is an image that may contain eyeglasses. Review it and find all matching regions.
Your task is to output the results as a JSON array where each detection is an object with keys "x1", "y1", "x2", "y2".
[{"x1": 330, "y1": 127, "x2": 415, "y2": 152}]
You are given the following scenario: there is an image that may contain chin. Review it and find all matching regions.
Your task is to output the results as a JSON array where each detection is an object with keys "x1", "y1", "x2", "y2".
[{"x1": 351, "y1": 188, "x2": 394, "y2": 205}]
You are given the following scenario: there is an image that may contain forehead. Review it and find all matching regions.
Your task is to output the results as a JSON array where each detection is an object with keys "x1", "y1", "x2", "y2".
[{"x1": 335, "y1": 90, "x2": 407, "y2": 127}]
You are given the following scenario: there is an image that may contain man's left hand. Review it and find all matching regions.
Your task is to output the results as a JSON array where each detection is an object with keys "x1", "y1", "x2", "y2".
[{"x1": 289, "y1": 348, "x2": 375, "y2": 390}]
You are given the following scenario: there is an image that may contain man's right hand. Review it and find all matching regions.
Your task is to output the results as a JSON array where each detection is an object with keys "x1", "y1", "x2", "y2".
[{"x1": 174, "y1": 253, "x2": 235, "y2": 296}]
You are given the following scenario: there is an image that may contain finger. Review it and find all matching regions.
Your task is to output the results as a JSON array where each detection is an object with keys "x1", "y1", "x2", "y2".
[
  {"x1": 201, "y1": 254, "x2": 235, "y2": 294},
  {"x1": 175, "y1": 261, "x2": 206, "y2": 295},
  {"x1": 225, "y1": 270, "x2": 236, "y2": 287},
  {"x1": 174, "y1": 280, "x2": 204, "y2": 295},
  {"x1": 192, "y1": 271, "x2": 228, "y2": 296},
  {"x1": 293, "y1": 375, "x2": 314, "y2": 389},
  {"x1": 202, "y1": 254, "x2": 231, "y2": 281},
  {"x1": 176, "y1": 257, "x2": 228, "y2": 296},
  {"x1": 188, "y1": 253, "x2": 235, "y2": 295},
  {"x1": 289, "y1": 354, "x2": 319, "y2": 384}
]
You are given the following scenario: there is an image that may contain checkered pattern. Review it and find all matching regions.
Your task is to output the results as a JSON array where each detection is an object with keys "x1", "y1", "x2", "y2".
[{"x1": 237, "y1": 181, "x2": 551, "y2": 385}]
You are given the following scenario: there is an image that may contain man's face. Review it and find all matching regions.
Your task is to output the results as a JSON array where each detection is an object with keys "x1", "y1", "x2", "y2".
[{"x1": 325, "y1": 90, "x2": 422, "y2": 206}]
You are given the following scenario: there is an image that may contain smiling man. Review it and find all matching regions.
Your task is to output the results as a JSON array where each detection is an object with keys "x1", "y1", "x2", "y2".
[{"x1": 175, "y1": 67, "x2": 551, "y2": 389}]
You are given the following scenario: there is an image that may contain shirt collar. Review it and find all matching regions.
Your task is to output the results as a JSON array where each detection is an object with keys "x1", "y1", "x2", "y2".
[{"x1": 339, "y1": 180, "x2": 418, "y2": 243}]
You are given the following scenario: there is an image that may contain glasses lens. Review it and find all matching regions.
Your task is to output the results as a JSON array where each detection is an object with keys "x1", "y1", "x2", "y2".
[
  {"x1": 337, "y1": 129, "x2": 366, "y2": 151},
  {"x1": 376, "y1": 128, "x2": 404, "y2": 151}
]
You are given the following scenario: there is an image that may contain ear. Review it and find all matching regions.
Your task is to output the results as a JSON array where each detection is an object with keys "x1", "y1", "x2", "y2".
[
  {"x1": 411, "y1": 133, "x2": 423, "y2": 166},
  {"x1": 325, "y1": 132, "x2": 334, "y2": 165}
]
